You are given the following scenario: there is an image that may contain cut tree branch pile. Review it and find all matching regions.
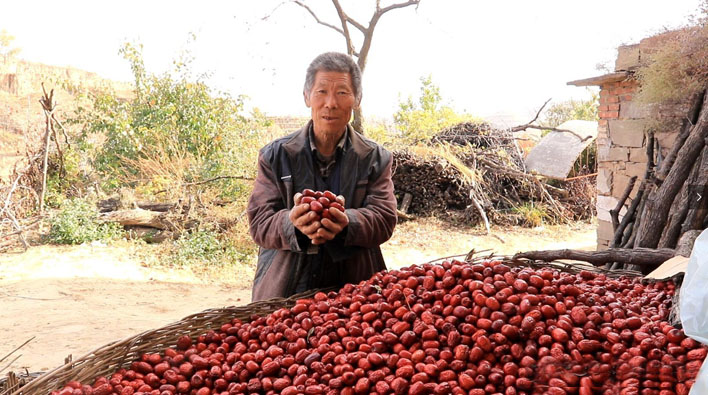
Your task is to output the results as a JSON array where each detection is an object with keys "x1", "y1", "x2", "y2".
[{"x1": 392, "y1": 119, "x2": 594, "y2": 226}]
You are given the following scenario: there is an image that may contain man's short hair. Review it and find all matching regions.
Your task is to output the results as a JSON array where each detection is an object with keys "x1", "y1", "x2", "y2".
[{"x1": 304, "y1": 52, "x2": 362, "y2": 103}]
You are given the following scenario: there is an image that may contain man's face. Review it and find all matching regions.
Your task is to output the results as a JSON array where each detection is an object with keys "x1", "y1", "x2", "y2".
[{"x1": 305, "y1": 71, "x2": 358, "y2": 136}]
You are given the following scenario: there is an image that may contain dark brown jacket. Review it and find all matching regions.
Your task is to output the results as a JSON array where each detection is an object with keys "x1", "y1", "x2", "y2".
[{"x1": 247, "y1": 121, "x2": 397, "y2": 301}]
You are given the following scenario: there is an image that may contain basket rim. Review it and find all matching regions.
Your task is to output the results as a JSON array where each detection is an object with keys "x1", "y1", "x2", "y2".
[{"x1": 7, "y1": 288, "x2": 326, "y2": 395}]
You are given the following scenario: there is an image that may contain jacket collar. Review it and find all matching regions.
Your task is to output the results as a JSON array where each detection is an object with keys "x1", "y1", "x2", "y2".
[
  {"x1": 284, "y1": 120, "x2": 374, "y2": 159},
  {"x1": 283, "y1": 120, "x2": 373, "y2": 205}
]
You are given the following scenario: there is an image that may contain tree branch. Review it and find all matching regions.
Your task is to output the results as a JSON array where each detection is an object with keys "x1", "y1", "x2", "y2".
[
  {"x1": 331, "y1": 0, "x2": 356, "y2": 56},
  {"x1": 182, "y1": 175, "x2": 254, "y2": 187},
  {"x1": 611, "y1": 175, "x2": 637, "y2": 232},
  {"x1": 379, "y1": 0, "x2": 421, "y2": 15},
  {"x1": 513, "y1": 125, "x2": 594, "y2": 142},
  {"x1": 507, "y1": 98, "x2": 593, "y2": 141},
  {"x1": 344, "y1": 14, "x2": 367, "y2": 34},
  {"x1": 293, "y1": 1, "x2": 344, "y2": 35},
  {"x1": 514, "y1": 247, "x2": 675, "y2": 267}
]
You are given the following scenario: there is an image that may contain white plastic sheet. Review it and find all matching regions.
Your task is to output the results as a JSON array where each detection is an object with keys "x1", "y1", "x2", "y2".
[{"x1": 679, "y1": 229, "x2": 708, "y2": 394}]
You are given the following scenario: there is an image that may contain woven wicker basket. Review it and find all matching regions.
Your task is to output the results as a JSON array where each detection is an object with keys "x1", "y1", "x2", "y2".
[
  {"x1": 2, "y1": 254, "x2": 646, "y2": 395},
  {"x1": 3, "y1": 288, "x2": 323, "y2": 395}
]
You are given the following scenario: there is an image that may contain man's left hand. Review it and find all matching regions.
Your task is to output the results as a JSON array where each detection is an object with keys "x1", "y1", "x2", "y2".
[{"x1": 312, "y1": 206, "x2": 348, "y2": 245}]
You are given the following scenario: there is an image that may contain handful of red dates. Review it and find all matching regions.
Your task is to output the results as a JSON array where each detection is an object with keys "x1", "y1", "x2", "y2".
[{"x1": 300, "y1": 189, "x2": 345, "y2": 221}]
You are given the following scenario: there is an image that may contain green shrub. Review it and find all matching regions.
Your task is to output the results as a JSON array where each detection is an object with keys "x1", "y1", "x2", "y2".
[
  {"x1": 394, "y1": 75, "x2": 480, "y2": 143},
  {"x1": 48, "y1": 198, "x2": 124, "y2": 244},
  {"x1": 364, "y1": 119, "x2": 398, "y2": 147},
  {"x1": 542, "y1": 90, "x2": 599, "y2": 129},
  {"x1": 512, "y1": 202, "x2": 550, "y2": 227},
  {"x1": 68, "y1": 42, "x2": 270, "y2": 199},
  {"x1": 169, "y1": 229, "x2": 252, "y2": 267}
]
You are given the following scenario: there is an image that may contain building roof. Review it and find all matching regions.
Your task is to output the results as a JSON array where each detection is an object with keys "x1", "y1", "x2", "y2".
[{"x1": 567, "y1": 72, "x2": 630, "y2": 87}]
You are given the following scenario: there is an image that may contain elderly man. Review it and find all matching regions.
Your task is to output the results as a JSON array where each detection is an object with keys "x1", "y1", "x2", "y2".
[{"x1": 247, "y1": 52, "x2": 397, "y2": 301}]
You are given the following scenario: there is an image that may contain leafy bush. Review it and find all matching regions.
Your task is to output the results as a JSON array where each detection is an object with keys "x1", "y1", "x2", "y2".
[
  {"x1": 68, "y1": 42, "x2": 270, "y2": 199},
  {"x1": 394, "y1": 75, "x2": 480, "y2": 143},
  {"x1": 48, "y1": 198, "x2": 124, "y2": 244},
  {"x1": 542, "y1": 90, "x2": 599, "y2": 128},
  {"x1": 364, "y1": 119, "x2": 398, "y2": 147},
  {"x1": 169, "y1": 229, "x2": 251, "y2": 267}
]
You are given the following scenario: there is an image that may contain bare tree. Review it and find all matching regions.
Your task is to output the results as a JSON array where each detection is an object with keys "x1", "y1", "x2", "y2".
[{"x1": 290, "y1": 0, "x2": 421, "y2": 132}]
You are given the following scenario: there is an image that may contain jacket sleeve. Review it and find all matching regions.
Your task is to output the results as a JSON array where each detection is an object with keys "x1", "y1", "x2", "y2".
[
  {"x1": 343, "y1": 152, "x2": 398, "y2": 248},
  {"x1": 247, "y1": 150, "x2": 306, "y2": 252}
]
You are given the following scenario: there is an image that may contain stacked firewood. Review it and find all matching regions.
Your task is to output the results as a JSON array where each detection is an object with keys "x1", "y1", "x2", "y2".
[
  {"x1": 391, "y1": 151, "x2": 472, "y2": 215},
  {"x1": 608, "y1": 90, "x2": 708, "y2": 271},
  {"x1": 431, "y1": 121, "x2": 514, "y2": 148}
]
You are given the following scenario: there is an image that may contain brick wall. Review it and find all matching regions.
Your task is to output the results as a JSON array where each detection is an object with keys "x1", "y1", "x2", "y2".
[
  {"x1": 595, "y1": 79, "x2": 642, "y2": 248},
  {"x1": 587, "y1": 31, "x2": 691, "y2": 249}
]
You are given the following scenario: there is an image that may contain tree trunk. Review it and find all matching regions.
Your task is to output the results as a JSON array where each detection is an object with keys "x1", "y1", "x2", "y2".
[
  {"x1": 634, "y1": 92, "x2": 708, "y2": 249},
  {"x1": 513, "y1": 248, "x2": 676, "y2": 267},
  {"x1": 655, "y1": 90, "x2": 705, "y2": 182},
  {"x1": 352, "y1": 107, "x2": 364, "y2": 134},
  {"x1": 680, "y1": 143, "x2": 708, "y2": 234},
  {"x1": 676, "y1": 230, "x2": 702, "y2": 257},
  {"x1": 98, "y1": 208, "x2": 171, "y2": 230},
  {"x1": 658, "y1": 146, "x2": 704, "y2": 248}
]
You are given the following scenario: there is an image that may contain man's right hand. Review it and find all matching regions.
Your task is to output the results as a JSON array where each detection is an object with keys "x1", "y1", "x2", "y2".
[{"x1": 290, "y1": 192, "x2": 321, "y2": 240}]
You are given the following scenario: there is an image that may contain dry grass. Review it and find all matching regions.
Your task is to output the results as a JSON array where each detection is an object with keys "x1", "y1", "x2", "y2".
[{"x1": 409, "y1": 143, "x2": 481, "y2": 184}]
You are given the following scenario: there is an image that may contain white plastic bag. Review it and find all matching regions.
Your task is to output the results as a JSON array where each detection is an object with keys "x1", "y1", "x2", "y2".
[{"x1": 679, "y1": 229, "x2": 708, "y2": 394}]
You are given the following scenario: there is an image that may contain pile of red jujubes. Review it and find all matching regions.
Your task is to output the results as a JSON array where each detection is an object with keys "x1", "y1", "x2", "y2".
[
  {"x1": 300, "y1": 189, "x2": 345, "y2": 221},
  {"x1": 52, "y1": 259, "x2": 707, "y2": 395}
]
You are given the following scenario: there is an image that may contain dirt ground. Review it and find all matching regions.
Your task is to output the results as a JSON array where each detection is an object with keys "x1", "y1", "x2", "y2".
[{"x1": 0, "y1": 218, "x2": 596, "y2": 374}]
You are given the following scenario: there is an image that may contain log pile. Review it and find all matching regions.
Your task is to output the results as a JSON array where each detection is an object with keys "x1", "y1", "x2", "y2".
[
  {"x1": 608, "y1": 89, "x2": 708, "y2": 272},
  {"x1": 431, "y1": 121, "x2": 514, "y2": 148},
  {"x1": 391, "y1": 151, "x2": 473, "y2": 215},
  {"x1": 392, "y1": 122, "x2": 592, "y2": 226}
]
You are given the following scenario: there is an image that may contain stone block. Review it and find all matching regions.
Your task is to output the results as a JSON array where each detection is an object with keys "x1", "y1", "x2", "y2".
[
  {"x1": 655, "y1": 131, "x2": 679, "y2": 152},
  {"x1": 619, "y1": 101, "x2": 652, "y2": 119},
  {"x1": 597, "y1": 206, "x2": 612, "y2": 223},
  {"x1": 609, "y1": 120, "x2": 646, "y2": 147},
  {"x1": 597, "y1": 219, "x2": 614, "y2": 244},
  {"x1": 625, "y1": 162, "x2": 647, "y2": 179},
  {"x1": 597, "y1": 194, "x2": 628, "y2": 216},
  {"x1": 639, "y1": 31, "x2": 681, "y2": 63},
  {"x1": 597, "y1": 168, "x2": 612, "y2": 194},
  {"x1": 629, "y1": 148, "x2": 646, "y2": 163},
  {"x1": 597, "y1": 144, "x2": 610, "y2": 162},
  {"x1": 597, "y1": 126, "x2": 609, "y2": 139},
  {"x1": 608, "y1": 147, "x2": 629, "y2": 162},
  {"x1": 612, "y1": 173, "x2": 638, "y2": 200}
]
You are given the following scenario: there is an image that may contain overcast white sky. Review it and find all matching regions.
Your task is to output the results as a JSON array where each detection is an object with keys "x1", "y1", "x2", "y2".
[{"x1": 2, "y1": 1, "x2": 703, "y2": 124}]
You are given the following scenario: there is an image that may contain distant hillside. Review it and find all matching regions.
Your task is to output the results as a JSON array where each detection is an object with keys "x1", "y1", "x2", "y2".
[{"x1": 0, "y1": 58, "x2": 132, "y2": 180}]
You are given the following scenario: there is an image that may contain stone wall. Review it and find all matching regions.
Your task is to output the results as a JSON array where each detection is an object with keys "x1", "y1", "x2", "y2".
[{"x1": 577, "y1": 32, "x2": 692, "y2": 249}]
